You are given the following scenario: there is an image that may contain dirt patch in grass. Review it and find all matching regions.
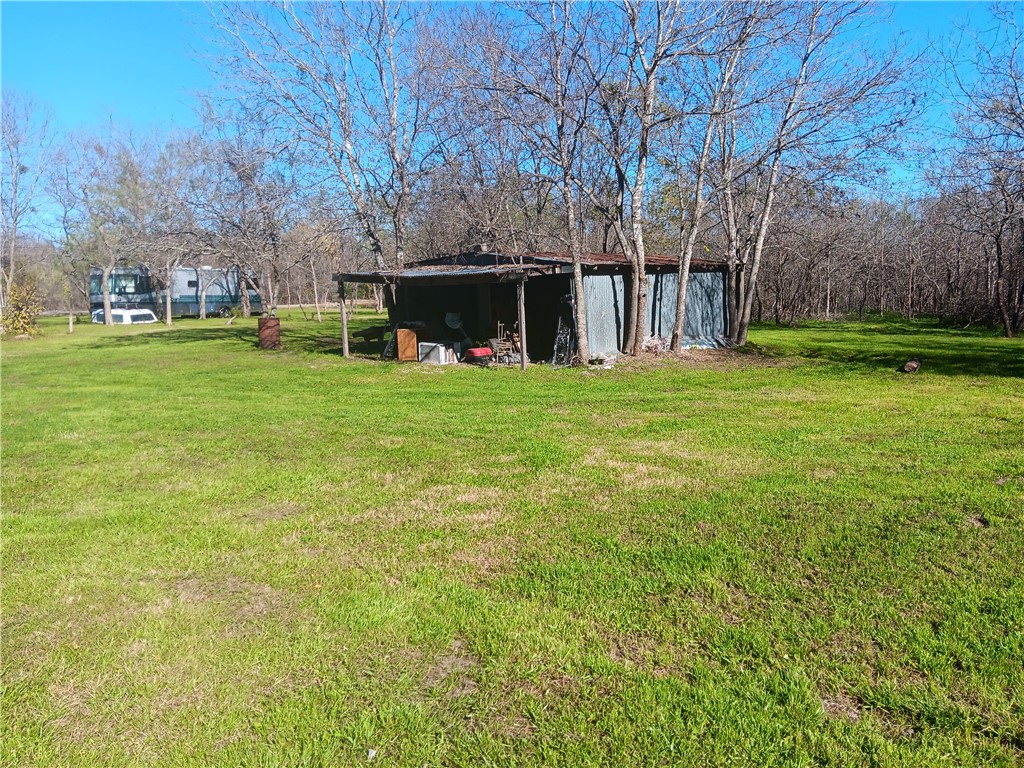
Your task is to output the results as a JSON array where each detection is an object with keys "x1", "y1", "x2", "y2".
[
  {"x1": 822, "y1": 691, "x2": 863, "y2": 722},
  {"x1": 800, "y1": 566, "x2": 829, "y2": 590},
  {"x1": 354, "y1": 485, "x2": 505, "y2": 529},
  {"x1": 141, "y1": 575, "x2": 294, "y2": 630},
  {"x1": 876, "y1": 709, "x2": 917, "y2": 740},
  {"x1": 450, "y1": 536, "x2": 517, "y2": 584},
  {"x1": 691, "y1": 584, "x2": 753, "y2": 626},
  {"x1": 243, "y1": 500, "x2": 307, "y2": 522},
  {"x1": 615, "y1": 347, "x2": 789, "y2": 373},
  {"x1": 587, "y1": 411, "x2": 649, "y2": 431},
  {"x1": 424, "y1": 639, "x2": 480, "y2": 698},
  {"x1": 583, "y1": 445, "x2": 708, "y2": 491},
  {"x1": 48, "y1": 676, "x2": 102, "y2": 729},
  {"x1": 625, "y1": 439, "x2": 759, "y2": 479},
  {"x1": 518, "y1": 668, "x2": 580, "y2": 700},
  {"x1": 586, "y1": 452, "x2": 703, "y2": 492},
  {"x1": 47, "y1": 676, "x2": 156, "y2": 759},
  {"x1": 694, "y1": 521, "x2": 718, "y2": 541},
  {"x1": 607, "y1": 633, "x2": 672, "y2": 678},
  {"x1": 488, "y1": 713, "x2": 538, "y2": 739},
  {"x1": 821, "y1": 629, "x2": 883, "y2": 671}
]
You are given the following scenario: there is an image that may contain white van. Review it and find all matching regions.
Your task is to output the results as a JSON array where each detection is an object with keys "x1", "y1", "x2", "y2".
[{"x1": 91, "y1": 308, "x2": 159, "y2": 325}]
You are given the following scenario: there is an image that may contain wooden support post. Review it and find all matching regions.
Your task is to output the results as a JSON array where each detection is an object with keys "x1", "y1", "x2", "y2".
[
  {"x1": 339, "y1": 281, "x2": 350, "y2": 358},
  {"x1": 517, "y1": 277, "x2": 528, "y2": 371}
]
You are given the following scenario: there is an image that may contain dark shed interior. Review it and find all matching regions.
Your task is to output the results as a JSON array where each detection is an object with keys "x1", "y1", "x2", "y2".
[{"x1": 396, "y1": 274, "x2": 571, "y2": 361}]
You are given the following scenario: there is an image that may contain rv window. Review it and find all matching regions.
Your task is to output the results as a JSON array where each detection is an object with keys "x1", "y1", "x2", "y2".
[{"x1": 187, "y1": 280, "x2": 198, "y2": 288}]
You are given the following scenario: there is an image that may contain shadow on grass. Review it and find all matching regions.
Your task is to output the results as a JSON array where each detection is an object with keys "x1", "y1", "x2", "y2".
[
  {"x1": 751, "y1": 318, "x2": 1023, "y2": 378},
  {"x1": 76, "y1": 317, "x2": 387, "y2": 359},
  {"x1": 785, "y1": 315, "x2": 1008, "y2": 337},
  {"x1": 79, "y1": 326, "x2": 255, "y2": 350},
  {"x1": 76, "y1": 315, "x2": 1022, "y2": 378},
  {"x1": 792, "y1": 343, "x2": 1023, "y2": 378}
]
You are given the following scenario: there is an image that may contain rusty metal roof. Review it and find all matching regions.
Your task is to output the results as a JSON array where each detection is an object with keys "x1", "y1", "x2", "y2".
[
  {"x1": 522, "y1": 251, "x2": 691, "y2": 268},
  {"x1": 334, "y1": 264, "x2": 541, "y2": 286},
  {"x1": 410, "y1": 251, "x2": 724, "y2": 269},
  {"x1": 335, "y1": 250, "x2": 726, "y2": 284}
]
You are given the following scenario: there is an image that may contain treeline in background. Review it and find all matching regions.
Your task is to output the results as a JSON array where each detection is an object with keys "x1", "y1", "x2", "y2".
[{"x1": 2, "y1": 1, "x2": 1021, "y2": 347}]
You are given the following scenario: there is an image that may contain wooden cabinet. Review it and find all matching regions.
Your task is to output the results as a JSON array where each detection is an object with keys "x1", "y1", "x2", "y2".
[{"x1": 396, "y1": 328, "x2": 418, "y2": 361}]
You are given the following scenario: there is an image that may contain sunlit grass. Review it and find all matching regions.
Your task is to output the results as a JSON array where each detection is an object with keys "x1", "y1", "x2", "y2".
[{"x1": 3, "y1": 313, "x2": 1022, "y2": 766}]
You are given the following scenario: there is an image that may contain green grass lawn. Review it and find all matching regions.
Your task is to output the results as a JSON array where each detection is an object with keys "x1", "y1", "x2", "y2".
[{"x1": 3, "y1": 312, "x2": 1022, "y2": 767}]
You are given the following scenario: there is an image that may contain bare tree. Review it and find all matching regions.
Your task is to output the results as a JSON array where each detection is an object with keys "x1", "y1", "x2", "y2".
[
  {"x1": 50, "y1": 133, "x2": 158, "y2": 325},
  {"x1": 420, "y1": 68, "x2": 560, "y2": 256},
  {"x1": 710, "y1": 1, "x2": 915, "y2": 345},
  {"x1": 941, "y1": 2, "x2": 1024, "y2": 336},
  {"x1": 1, "y1": 91, "x2": 54, "y2": 325},
  {"x1": 214, "y1": 0, "x2": 452, "y2": 319},
  {"x1": 664, "y1": 2, "x2": 771, "y2": 350},
  {"x1": 455, "y1": 0, "x2": 603, "y2": 362},
  {"x1": 580, "y1": 1, "x2": 720, "y2": 354},
  {"x1": 187, "y1": 106, "x2": 308, "y2": 316},
  {"x1": 146, "y1": 135, "x2": 206, "y2": 326}
]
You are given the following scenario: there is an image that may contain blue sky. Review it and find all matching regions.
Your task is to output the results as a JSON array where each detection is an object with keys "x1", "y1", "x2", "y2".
[
  {"x1": 0, "y1": 1, "x2": 989, "y2": 136},
  {"x1": 1, "y1": 1, "x2": 217, "y2": 131}
]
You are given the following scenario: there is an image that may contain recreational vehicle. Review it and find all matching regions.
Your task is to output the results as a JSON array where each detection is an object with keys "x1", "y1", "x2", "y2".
[
  {"x1": 167, "y1": 266, "x2": 262, "y2": 317},
  {"x1": 89, "y1": 265, "x2": 262, "y2": 318}
]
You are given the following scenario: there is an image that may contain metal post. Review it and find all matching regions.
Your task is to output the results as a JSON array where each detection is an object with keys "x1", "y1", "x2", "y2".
[
  {"x1": 517, "y1": 277, "x2": 527, "y2": 371},
  {"x1": 340, "y1": 281, "x2": 350, "y2": 358}
]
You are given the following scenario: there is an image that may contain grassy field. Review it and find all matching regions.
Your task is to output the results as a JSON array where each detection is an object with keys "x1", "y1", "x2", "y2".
[{"x1": 2, "y1": 312, "x2": 1022, "y2": 767}]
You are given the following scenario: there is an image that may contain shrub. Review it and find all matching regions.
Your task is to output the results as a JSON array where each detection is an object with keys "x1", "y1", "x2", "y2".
[{"x1": 2, "y1": 281, "x2": 44, "y2": 337}]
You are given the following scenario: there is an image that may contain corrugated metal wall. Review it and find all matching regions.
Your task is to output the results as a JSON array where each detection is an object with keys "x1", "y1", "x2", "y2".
[
  {"x1": 584, "y1": 269, "x2": 728, "y2": 356},
  {"x1": 583, "y1": 273, "x2": 627, "y2": 357},
  {"x1": 647, "y1": 270, "x2": 727, "y2": 340}
]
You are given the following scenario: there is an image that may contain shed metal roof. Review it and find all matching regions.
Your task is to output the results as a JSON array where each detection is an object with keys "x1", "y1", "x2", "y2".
[
  {"x1": 337, "y1": 265, "x2": 537, "y2": 286},
  {"x1": 335, "y1": 250, "x2": 726, "y2": 285}
]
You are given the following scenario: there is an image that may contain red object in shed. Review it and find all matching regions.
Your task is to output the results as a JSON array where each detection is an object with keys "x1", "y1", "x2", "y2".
[{"x1": 463, "y1": 347, "x2": 493, "y2": 365}]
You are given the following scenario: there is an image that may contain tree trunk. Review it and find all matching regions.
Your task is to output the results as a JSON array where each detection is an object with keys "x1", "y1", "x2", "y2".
[
  {"x1": 737, "y1": 153, "x2": 784, "y2": 346},
  {"x1": 240, "y1": 279, "x2": 252, "y2": 317},
  {"x1": 2, "y1": 199, "x2": 20, "y2": 317},
  {"x1": 565, "y1": 181, "x2": 589, "y2": 364},
  {"x1": 628, "y1": 152, "x2": 652, "y2": 355},
  {"x1": 165, "y1": 264, "x2": 174, "y2": 326},
  {"x1": 102, "y1": 265, "x2": 113, "y2": 325},
  {"x1": 285, "y1": 268, "x2": 294, "y2": 318},
  {"x1": 994, "y1": 232, "x2": 1015, "y2": 338},
  {"x1": 670, "y1": 126, "x2": 714, "y2": 349},
  {"x1": 311, "y1": 258, "x2": 323, "y2": 322},
  {"x1": 199, "y1": 273, "x2": 209, "y2": 320},
  {"x1": 728, "y1": 265, "x2": 743, "y2": 341}
]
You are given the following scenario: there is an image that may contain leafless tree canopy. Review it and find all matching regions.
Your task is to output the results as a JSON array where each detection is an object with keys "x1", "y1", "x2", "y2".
[{"x1": 3, "y1": 1, "x2": 1022, "y2": 341}]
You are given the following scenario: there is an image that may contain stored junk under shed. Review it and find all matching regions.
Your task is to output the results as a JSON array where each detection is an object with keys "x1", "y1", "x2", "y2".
[{"x1": 334, "y1": 251, "x2": 729, "y2": 365}]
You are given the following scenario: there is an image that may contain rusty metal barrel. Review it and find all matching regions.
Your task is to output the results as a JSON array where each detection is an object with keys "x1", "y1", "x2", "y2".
[{"x1": 258, "y1": 317, "x2": 281, "y2": 349}]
